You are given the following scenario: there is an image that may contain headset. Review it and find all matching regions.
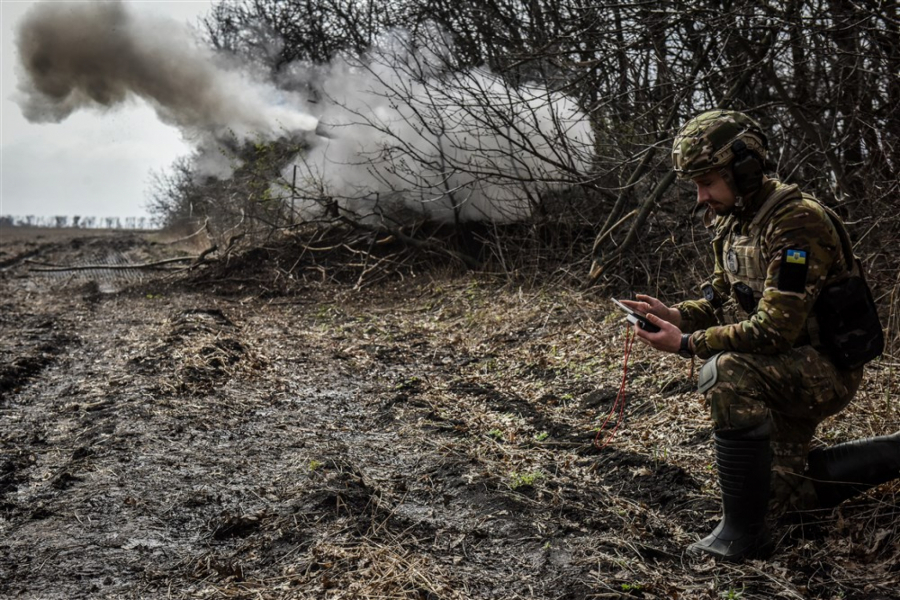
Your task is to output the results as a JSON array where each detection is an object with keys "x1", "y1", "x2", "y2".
[{"x1": 729, "y1": 133, "x2": 767, "y2": 198}]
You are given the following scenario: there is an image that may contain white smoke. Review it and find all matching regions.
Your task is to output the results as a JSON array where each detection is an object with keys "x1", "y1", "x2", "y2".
[
  {"x1": 279, "y1": 40, "x2": 595, "y2": 224},
  {"x1": 14, "y1": 1, "x2": 594, "y2": 225}
]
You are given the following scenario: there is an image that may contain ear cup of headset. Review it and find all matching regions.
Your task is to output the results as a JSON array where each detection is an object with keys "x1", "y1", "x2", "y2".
[{"x1": 730, "y1": 139, "x2": 764, "y2": 197}]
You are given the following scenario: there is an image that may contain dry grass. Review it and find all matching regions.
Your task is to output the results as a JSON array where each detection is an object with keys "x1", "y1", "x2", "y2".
[{"x1": 1, "y1": 229, "x2": 899, "y2": 600}]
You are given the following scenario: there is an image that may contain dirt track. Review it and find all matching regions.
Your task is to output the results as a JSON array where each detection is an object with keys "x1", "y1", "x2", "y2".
[{"x1": 1, "y1": 228, "x2": 898, "y2": 599}]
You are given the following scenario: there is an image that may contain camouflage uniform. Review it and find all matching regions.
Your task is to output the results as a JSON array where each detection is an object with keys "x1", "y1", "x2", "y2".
[
  {"x1": 663, "y1": 111, "x2": 891, "y2": 561},
  {"x1": 675, "y1": 177, "x2": 864, "y2": 514}
]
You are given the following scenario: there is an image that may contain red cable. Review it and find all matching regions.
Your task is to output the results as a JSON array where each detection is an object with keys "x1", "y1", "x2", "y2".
[{"x1": 594, "y1": 326, "x2": 636, "y2": 450}]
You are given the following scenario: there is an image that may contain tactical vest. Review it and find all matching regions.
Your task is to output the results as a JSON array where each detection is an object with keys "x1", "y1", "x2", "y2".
[
  {"x1": 714, "y1": 184, "x2": 842, "y2": 328},
  {"x1": 713, "y1": 185, "x2": 790, "y2": 320},
  {"x1": 713, "y1": 183, "x2": 883, "y2": 368}
]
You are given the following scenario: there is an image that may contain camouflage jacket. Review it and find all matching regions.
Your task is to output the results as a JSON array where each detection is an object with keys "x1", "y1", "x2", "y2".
[{"x1": 675, "y1": 178, "x2": 850, "y2": 359}]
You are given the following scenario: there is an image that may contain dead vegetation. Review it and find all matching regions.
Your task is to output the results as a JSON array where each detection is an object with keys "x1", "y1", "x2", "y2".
[{"x1": 1, "y1": 229, "x2": 898, "y2": 600}]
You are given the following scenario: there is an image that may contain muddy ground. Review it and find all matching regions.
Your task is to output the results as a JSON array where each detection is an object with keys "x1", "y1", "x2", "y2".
[{"x1": 1, "y1": 227, "x2": 899, "y2": 600}]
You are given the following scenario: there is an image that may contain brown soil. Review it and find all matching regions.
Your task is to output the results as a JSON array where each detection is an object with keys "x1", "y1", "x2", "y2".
[{"x1": 1, "y1": 228, "x2": 898, "y2": 599}]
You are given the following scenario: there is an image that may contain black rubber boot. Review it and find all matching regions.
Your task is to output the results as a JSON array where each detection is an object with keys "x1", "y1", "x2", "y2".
[
  {"x1": 689, "y1": 422, "x2": 773, "y2": 561},
  {"x1": 807, "y1": 432, "x2": 900, "y2": 508}
]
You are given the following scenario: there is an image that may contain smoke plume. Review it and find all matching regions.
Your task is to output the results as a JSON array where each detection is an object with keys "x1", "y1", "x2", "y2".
[
  {"x1": 14, "y1": 1, "x2": 594, "y2": 225},
  {"x1": 281, "y1": 52, "x2": 594, "y2": 224},
  {"x1": 14, "y1": 1, "x2": 315, "y2": 138}
]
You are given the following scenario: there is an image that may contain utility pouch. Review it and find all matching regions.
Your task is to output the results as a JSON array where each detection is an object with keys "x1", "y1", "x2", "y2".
[
  {"x1": 733, "y1": 282, "x2": 758, "y2": 314},
  {"x1": 814, "y1": 266, "x2": 884, "y2": 370},
  {"x1": 811, "y1": 202, "x2": 884, "y2": 370},
  {"x1": 701, "y1": 283, "x2": 722, "y2": 307}
]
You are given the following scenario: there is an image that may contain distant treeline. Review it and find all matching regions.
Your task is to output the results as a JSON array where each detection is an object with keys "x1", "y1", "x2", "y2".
[{"x1": 0, "y1": 215, "x2": 156, "y2": 230}]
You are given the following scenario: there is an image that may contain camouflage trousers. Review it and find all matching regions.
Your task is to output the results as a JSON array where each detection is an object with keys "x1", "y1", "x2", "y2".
[{"x1": 702, "y1": 346, "x2": 864, "y2": 515}]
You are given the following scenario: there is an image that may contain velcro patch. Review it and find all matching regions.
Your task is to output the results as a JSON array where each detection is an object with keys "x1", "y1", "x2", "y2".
[{"x1": 778, "y1": 248, "x2": 808, "y2": 293}]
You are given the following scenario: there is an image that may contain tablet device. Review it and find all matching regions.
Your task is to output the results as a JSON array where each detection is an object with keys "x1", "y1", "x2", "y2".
[{"x1": 611, "y1": 298, "x2": 661, "y2": 333}]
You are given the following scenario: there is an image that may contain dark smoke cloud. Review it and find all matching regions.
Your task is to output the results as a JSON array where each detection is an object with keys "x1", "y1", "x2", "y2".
[{"x1": 14, "y1": 1, "x2": 315, "y2": 138}]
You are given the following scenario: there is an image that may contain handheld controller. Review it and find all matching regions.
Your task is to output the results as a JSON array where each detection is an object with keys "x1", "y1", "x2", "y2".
[{"x1": 611, "y1": 298, "x2": 661, "y2": 333}]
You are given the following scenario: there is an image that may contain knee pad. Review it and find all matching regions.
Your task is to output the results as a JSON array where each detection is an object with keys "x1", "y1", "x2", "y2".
[{"x1": 698, "y1": 353, "x2": 721, "y2": 394}]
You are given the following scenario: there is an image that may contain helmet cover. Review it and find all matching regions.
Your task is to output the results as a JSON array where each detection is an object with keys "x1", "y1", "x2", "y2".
[{"x1": 672, "y1": 110, "x2": 768, "y2": 179}]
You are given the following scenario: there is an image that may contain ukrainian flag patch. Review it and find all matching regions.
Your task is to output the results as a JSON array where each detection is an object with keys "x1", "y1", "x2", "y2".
[{"x1": 779, "y1": 248, "x2": 809, "y2": 293}]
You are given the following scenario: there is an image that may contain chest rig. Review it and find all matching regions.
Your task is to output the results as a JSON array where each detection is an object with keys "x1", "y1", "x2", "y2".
[
  {"x1": 716, "y1": 184, "x2": 805, "y2": 321},
  {"x1": 708, "y1": 183, "x2": 881, "y2": 367}
]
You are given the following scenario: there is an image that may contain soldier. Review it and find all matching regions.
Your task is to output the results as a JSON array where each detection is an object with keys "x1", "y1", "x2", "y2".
[{"x1": 620, "y1": 110, "x2": 896, "y2": 561}]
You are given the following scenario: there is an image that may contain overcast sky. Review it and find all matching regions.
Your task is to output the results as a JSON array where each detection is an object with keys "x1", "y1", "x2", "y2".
[{"x1": 1, "y1": 0, "x2": 214, "y2": 221}]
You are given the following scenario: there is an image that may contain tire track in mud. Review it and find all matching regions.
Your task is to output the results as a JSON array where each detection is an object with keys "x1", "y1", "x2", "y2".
[
  {"x1": 0, "y1": 270, "x2": 381, "y2": 598},
  {"x1": 0, "y1": 298, "x2": 111, "y2": 596},
  {"x1": 0, "y1": 232, "x2": 195, "y2": 597},
  {"x1": 1, "y1": 240, "x2": 93, "y2": 400},
  {"x1": 0, "y1": 316, "x2": 78, "y2": 400}
]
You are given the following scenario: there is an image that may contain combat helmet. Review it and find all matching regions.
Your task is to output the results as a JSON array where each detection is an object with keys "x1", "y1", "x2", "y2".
[{"x1": 672, "y1": 110, "x2": 768, "y2": 179}]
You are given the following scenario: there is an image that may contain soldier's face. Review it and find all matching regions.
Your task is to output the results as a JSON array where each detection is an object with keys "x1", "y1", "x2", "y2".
[{"x1": 692, "y1": 170, "x2": 736, "y2": 215}]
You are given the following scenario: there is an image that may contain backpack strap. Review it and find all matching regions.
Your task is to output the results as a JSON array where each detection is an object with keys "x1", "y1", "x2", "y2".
[
  {"x1": 748, "y1": 184, "x2": 802, "y2": 234},
  {"x1": 749, "y1": 185, "x2": 863, "y2": 352},
  {"x1": 750, "y1": 185, "x2": 858, "y2": 277},
  {"x1": 803, "y1": 199, "x2": 864, "y2": 352},
  {"x1": 815, "y1": 200, "x2": 861, "y2": 278}
]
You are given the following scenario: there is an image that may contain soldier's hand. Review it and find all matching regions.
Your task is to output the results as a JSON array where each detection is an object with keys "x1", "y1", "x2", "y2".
[
  {"x1": 619, "y1": 294, "x2": 681, "y2": 326},
  {"x1": 632, "y1": 313, "x2": 683, "y2": 354}
]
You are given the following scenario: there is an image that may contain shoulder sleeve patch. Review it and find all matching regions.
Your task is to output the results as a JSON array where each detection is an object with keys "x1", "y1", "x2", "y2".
[{"x1": 778, "y1": 248, "x2": 808, "y2": 293}]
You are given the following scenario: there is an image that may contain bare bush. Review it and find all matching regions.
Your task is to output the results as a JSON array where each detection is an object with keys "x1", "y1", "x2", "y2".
[{"x1": 145, "y1": 0, "x2": 898, "y2": 337}]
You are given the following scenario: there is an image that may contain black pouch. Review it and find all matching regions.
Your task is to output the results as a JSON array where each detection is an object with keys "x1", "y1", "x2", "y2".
[
  {"x1": 814, "y1": 273, "x2": 884, "y2": 370},
  {"x1": 733, "y1": 282, "x2": 758, "y2": 313}
]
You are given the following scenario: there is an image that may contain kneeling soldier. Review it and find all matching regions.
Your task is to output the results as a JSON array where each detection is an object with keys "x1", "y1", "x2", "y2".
[{"x1": 620, "y1": 110, "x2": 895, "y2": 561}]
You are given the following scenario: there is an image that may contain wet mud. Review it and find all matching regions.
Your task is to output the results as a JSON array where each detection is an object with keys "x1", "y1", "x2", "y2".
[{"x1": 1, "y1": 228, "x2": 898, "y2": 599}]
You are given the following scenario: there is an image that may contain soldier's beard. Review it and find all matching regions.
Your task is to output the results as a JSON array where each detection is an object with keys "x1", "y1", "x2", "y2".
[{"x1": 706, "y1": 201, "x2": 735, "y2": 216}]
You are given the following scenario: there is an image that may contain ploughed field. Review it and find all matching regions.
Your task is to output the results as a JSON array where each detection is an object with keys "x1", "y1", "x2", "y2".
[{"x1": 1, "y1": 227, "x2": 898, "y2": 599}]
